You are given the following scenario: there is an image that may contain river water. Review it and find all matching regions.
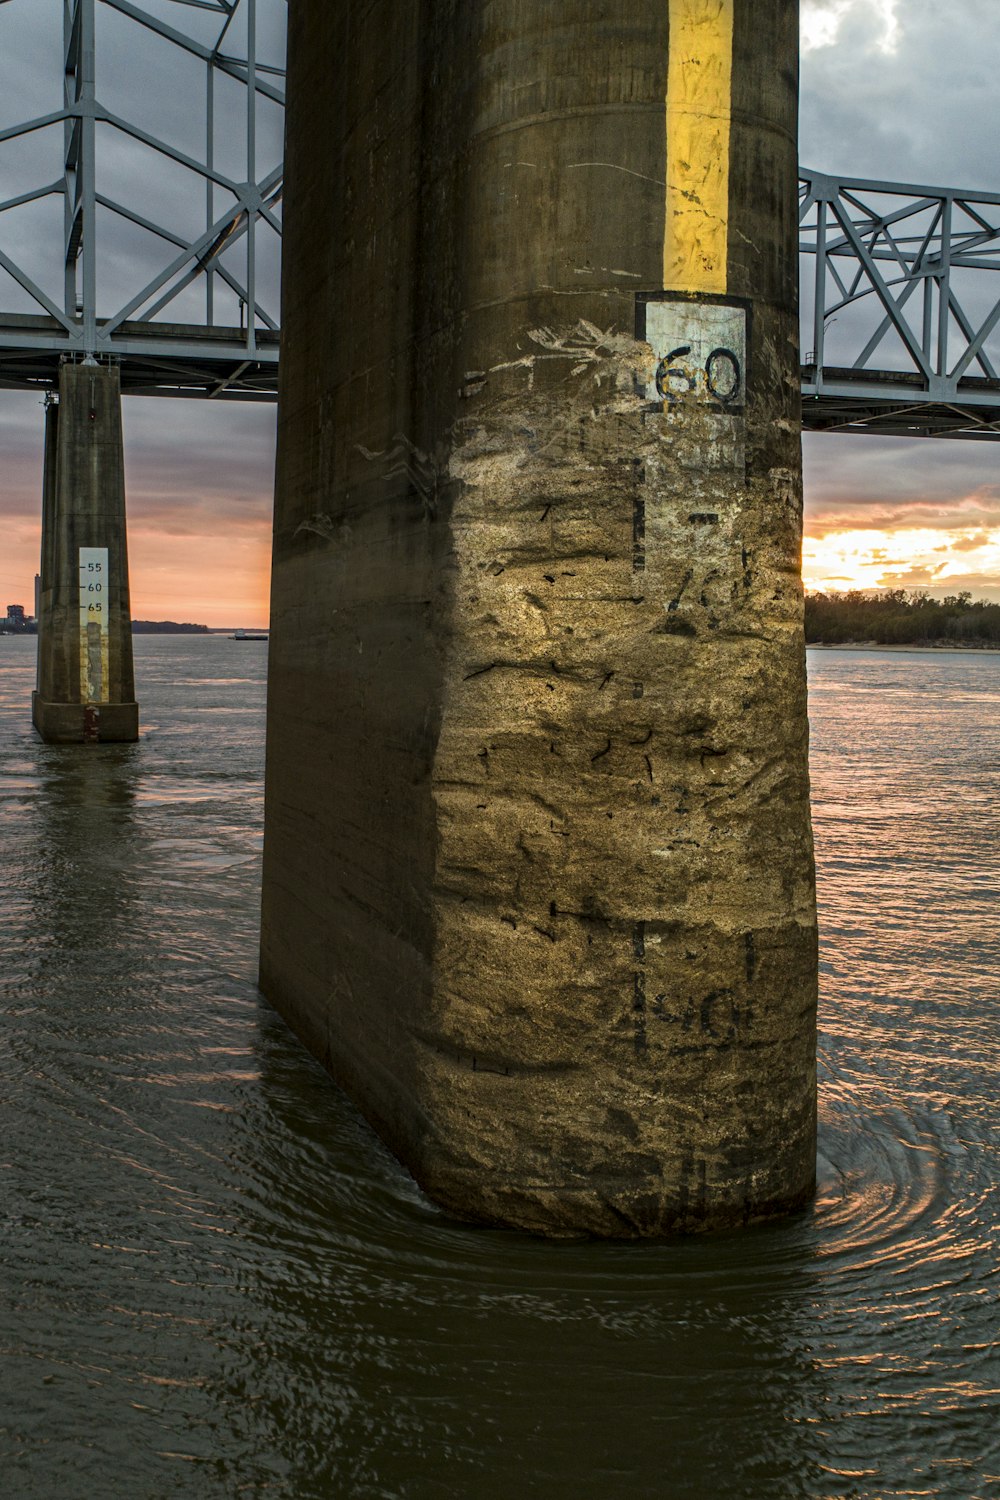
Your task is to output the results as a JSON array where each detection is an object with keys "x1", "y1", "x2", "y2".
[{"x1": 0, "y1": 637, "x2": 997, "y2": 1499}]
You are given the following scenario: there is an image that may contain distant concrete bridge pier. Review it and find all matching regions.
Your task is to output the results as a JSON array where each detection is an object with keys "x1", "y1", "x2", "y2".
[
  {"x1": 33, "y1": 361, "x2": 138, "y2": 743},
  {"x1": 1, "y1": 0, "x2": 284, "y2": 742},
  {"x1": 260, "y1": 0, "x2": 818, "y2": 1236}
]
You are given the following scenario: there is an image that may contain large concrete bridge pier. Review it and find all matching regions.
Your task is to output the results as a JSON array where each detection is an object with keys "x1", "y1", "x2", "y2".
[
  {"x1": 33, "y1": 361, "x2": 138, "y2": 744},
  {"x1": 260, "y1": 0, "x2": 818, "y2": 1236}
]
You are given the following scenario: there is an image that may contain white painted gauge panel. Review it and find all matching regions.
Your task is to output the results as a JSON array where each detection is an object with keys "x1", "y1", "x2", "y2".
[{"x1": 78, "y1": 546, "x2": 110, "y2": 703}]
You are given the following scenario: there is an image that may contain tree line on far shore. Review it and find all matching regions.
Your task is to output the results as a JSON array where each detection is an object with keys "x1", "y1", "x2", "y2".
[
  {"x1": 2, "y1": 619, "x2": 209, "y2": 636},
  {"x1": 805, "y1": 589, "x2": 1000, "y2": 645},
  {"x1": 132, "y1": 620, "x2": 209, "y2": 633}
]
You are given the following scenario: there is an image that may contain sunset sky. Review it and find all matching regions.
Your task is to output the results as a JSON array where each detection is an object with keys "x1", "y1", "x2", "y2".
[
  {"x1": 1, "y1": 0, "x2": 999, "y2": 626},
  {"x1": 798, "y1": 0, "x2": 1000, "y2": 604}
]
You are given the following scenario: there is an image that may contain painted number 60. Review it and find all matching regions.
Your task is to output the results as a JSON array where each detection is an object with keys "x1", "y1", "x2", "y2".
[{"x1": 655, "y1": 345, "x2": 743, "y2": 406}]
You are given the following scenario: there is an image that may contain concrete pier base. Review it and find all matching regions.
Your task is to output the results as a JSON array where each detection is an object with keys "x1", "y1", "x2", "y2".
[
  {"x1": 31, "y1": 697, "x2": 139, "y2": 745},
  {"x1": 261, "y1": 0, "x2": 817, "y2": 1237},
  {"x1": 33, "y1": 362, "x2": 138, "y2": 745}
]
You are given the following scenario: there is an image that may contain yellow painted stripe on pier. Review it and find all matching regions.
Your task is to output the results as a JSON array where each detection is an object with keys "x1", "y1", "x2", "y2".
[{"x1": 665, "y1": 0, "x2": 734, "y2": 293}]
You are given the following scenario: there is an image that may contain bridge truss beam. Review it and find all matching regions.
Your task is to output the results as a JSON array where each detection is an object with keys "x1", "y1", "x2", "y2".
[
  {"x1": 800, "y1": 169, "x2": 1000, "y2": 440},
  {"x1": 0, "y1": 0, "x2": 282, "y2": 400},
  {"x1": 3, "y1": 13, "x2": 1000, "y2": 438}
]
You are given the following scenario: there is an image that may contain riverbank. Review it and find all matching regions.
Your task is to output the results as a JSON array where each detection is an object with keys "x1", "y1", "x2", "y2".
[{"x1": 808, "y1": 640, "x2": 1000, "y2": 653}]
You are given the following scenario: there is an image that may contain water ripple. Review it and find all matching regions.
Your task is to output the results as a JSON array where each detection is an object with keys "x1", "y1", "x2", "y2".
[{"x1": 0, "y1": 639, "x2": 997, "y2": 1499}]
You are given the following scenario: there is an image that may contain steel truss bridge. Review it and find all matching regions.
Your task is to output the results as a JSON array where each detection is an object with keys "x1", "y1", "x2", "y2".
[
  {"x1": 800, "y1": 170, "x2": 1000, "y2": 441},
  {"x1": 1, "y1": 4, "x2": 1000, "y2": 438},
  {"x1": 0, "y1": 0, "x2": 283, "y2": 402}
]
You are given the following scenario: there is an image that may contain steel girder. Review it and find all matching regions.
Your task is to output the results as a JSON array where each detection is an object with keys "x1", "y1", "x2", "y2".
[
  {"x1": 800, "y1": 169, "x2": 1000, "y2": 440},
  {"x1": 2, "y1": 13, "x2": 1000, "y2": 435},
  {"x1": 0, "y1": 0, "x2": 283, "y2": 400}
]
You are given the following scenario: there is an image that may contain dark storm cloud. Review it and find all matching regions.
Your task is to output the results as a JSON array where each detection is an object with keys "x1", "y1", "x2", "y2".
[
  {"x1": 0, "y1": 387, "x2": 275, "y2": 530},
  {"x1": 120, "y1": 399, "x2": 277, "y2": 530},
  {"x1": 803, "y1": 431, "x2": 1000, "y2": 530},
  {"x1": 801, "y1": 0, "x2": 1000, "y2": 191},
  {"x1": 0, "y1": 391, "x2": 44, "y2": 507}
]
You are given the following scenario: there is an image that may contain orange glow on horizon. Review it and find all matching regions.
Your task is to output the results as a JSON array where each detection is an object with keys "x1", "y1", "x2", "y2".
[
  {"x1": 803, "y1": 524, "x2": 1000, "y2": 598},
  {"x1": 0, "y1": 518, "x2": 272, "y2": 631},
  {"x1": 126, "y1": 520, "x2": 272, "y2": 629},
  {"x1": 6, "y1": 516, "x2": 1000, "y2": 627}
]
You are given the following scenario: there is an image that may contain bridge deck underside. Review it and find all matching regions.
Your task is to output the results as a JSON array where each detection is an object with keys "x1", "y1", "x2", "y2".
[
  {"x1": 802, "y1": 366, "x2": 1000, "y2": 440},
  {"x1": 0, "y1": 317, "x2": 279, "y2": 401},
  {"x1": 4, "y1": 328, "x2": 1000, "y2": 437}
]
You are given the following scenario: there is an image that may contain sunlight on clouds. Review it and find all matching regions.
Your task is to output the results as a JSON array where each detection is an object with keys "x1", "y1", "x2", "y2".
[
  {"x1": 804, "y1": 526, "x2": 1000, "y2": 595},
  {"x1": 801, "y1": 2, "x2": 846, "y2": 50},
  {"x1": 801, "y1": 0, "x2": 899, "y2": 54}
]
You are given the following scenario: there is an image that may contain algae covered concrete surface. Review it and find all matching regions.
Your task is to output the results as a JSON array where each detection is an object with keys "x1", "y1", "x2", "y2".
[{"x1": 260, "y1": 0, "x2": 817, "y2": 1237}]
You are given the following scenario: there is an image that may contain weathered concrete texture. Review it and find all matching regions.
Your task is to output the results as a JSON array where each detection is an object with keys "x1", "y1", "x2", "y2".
[
  {"x1": 261, "y1": 0, "x2": 817, "y2": 1236},
  {"x1": 33, "y1": 362, "x2": 138, "y2": 744}
]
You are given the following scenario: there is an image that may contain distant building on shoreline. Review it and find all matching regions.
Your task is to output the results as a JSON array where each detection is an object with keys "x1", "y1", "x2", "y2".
[{"x1": 2, "y1": 603, "x2": 36, "y2": 635}]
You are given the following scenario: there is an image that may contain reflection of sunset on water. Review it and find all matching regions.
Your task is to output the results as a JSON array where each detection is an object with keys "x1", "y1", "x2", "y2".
[{"x1": 803, "y1": 527, "x2": 1000, "y2": 599}]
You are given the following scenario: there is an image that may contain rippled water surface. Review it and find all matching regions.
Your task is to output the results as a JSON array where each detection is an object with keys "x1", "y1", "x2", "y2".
[{"x1": 1, "y1": 638, "x2": 998, "y2": 1498}]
